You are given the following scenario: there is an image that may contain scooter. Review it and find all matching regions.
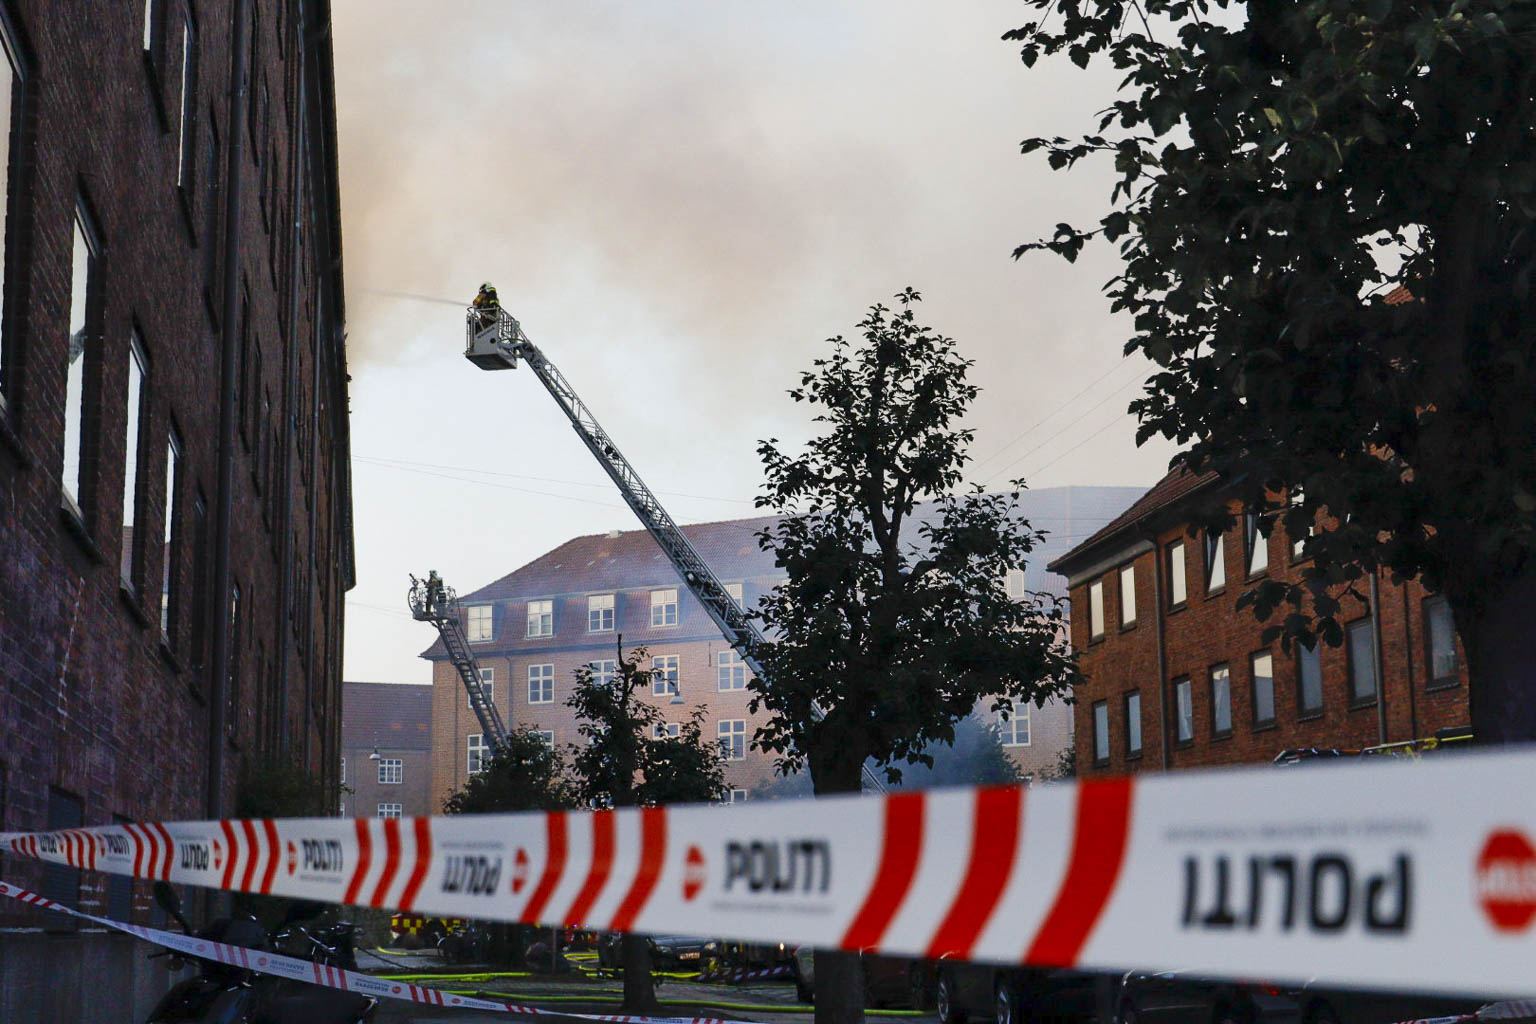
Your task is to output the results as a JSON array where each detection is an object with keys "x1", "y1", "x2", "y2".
[{"x1": 144, "y1": 881, "x2": 378, "y2": 1023}]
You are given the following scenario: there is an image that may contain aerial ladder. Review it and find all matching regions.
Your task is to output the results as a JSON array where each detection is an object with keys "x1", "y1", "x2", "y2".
[
  {"x1": 464, "y1": 304, "x2": 885, "y2": 793},
  {"x1": 408, "y1": 571, "x2": 510, "y2": 753}
]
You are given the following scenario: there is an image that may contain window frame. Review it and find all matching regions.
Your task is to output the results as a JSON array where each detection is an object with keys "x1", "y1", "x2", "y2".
[
  {"x1": 63, "y1": 202, "x2": 104, "y2": 523},
  {"x1": 1167, "y1": 540, "x2": 1187, "y2": 608},
  {"x1": 471, "y1": 667, "x2": 494, "y2": 708},
  {"x1": 120, "y1": 332, "x2": 149, "y2": 588},
  {"x1": 1118, "y1": 564, "x2": 1137, "y2": 628},
  {"x1": 1423, "y1": 595, "x2": 1460, "y2": 689},
  {"x1": 466, "y1": 733, "x2": 487, "y2": 775},
  {"x1": 159, "y1": 426, "x2": 182, "y2": 642},
  {"x1": 1174, "y1": 676, "x2": 1193, "y2": 745},
  {"x1": 1087, "y1": 579, "x2": 1105, "y2": 640},
  {"x1": 1346, "y1": 616, "x2": 1378, "y2": 706},
  {"x1": 1250, "y1": 650, "x2": 1276, "y2": 729},
  {"x1": 654, "y1": 722, "x2": 680, "y2": 740},
  {"x1": 1125, "y1": 690, "x2": 1142, "y2": 758},
  {"x1": 1297, "y1": 642, "x2": 1324, "y2": 719},
  {"x1": 587, "y1": 593, "x2": 614, "y2": 632},
  {"x1": 465, "y1": 604, "x2": 493, "y2": 643},
  {"x1": 527, "y1": 663, "x2": 554, "y2": 705},
  {"x1": 525, "y1": 598, "x2": 553, "y2": 638},
  {"x1": 651, "y1": 654, "x2": 679, "y2": 698},
  {"x1": 0, "y1": 13, "x2": 25, "y2": 409},
  {"x1": 999, "y1": 700, "x2": 1031, "y2": 747},
  {"x1": 1204, "y1": 530, "x2": 1226, "y2": 593},
  {"x1": 1091, "y1": 700, "x2": 1109, "y2": 765},
  {"x1": 716, "y1": 649, "x2": 747, "y2": 691},
  {"x1": 376, "y1": 803, "x2": 402, "y2": 820},
  {"x1": 589, "y1": 659, "x2": 617, "y2": 688},
  {"x1": 376, "y1": 757, "x2": 403, "y2": 785},
  {"x1": 1244, "y1": 510, "x2": 1270, "y2": 576},
  {"x1": 650, "y1": 588, "x2": 678, "y2": 627},
  {"x1": 1209, "y1": 663, "x2": 1232, "y2": 739},
  {"x1": 718, "y1": 718, "x2": 746, "y2": 761}
]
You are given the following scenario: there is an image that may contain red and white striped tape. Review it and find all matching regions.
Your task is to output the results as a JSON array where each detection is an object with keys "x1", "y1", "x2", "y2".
[
  {"x1": 6, "y1": 749, "x2": 1536, "y2": 999},
  {"x1": 0, "y1": 878, "x2": 762, "y2": 1023}
]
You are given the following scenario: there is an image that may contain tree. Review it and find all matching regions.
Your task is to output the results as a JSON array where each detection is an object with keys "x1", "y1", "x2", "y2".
[
  {"x1": 1006, "y1": 2, "x2": 1536, "y2": 741},
  {"x1": 751, "y1": 289, "x2": 1078, "y2": 1024},
  {"x1": 567, "y1": 639, "x2": 727, "y2": 1012},
  {"x1": 441, "y1": 728, "x2": 572, "y2": 815}
]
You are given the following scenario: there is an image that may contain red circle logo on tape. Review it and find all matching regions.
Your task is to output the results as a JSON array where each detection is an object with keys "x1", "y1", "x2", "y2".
[
  {"x1": 1477, "y1": 829, "x2": 1536, "y2": 932},
  {"x1": 213, "y1": 840, "x2": 223, "y2": 871},
  {"x1": 286, "y1": 841, "x2": 297, "y2": 875},
  {"x1": 512, "y1": 848, "x2": 530, "y2": 894},
  {"x1": 683, "y1": 845, "x2": 706, "y2": 901}
]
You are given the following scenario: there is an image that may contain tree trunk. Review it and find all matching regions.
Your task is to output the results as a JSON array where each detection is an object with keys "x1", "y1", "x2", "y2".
[
  {"x1": 621, "y1": 933, "x2": 661, "y2": 1014},
  {"x1": 1457, "y1": 562, "x2": 1536, "y2": 744},
  {"x1": 809, "y1": 746, "x2": 867, "y2": 1024}
]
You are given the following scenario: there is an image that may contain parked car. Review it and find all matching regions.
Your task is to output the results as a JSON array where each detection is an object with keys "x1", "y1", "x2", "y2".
[
  {"x1": 933, "y1": 960, "x2": 1100, "y2": 1024},
  {"x1": 793, "y1": 947, "x2": 936, "y2": 1010},
  {"x1": 597, "y1": 932, "x2": 720, "y2": 971},
  {"x1": 1116, "y1": 970, "x2": 1486, "y2": 1024}
]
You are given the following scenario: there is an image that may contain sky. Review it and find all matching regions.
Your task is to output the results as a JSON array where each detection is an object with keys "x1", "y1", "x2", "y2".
[{"x1": 332, "y1": 0, "x2": 1180, "y2": 684}]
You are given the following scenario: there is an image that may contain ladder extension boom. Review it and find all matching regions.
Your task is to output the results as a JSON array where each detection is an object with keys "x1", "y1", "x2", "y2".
[{"x1": 409, "y1": 574, "x2": 510, "y2": 753}]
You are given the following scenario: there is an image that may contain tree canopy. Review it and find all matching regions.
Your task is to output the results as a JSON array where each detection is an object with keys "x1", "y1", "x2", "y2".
[
  {"x1": 1007, "y1": 1, "x2": 1536, "y2": 738},
  {"x1": 750, "y1": 290, "x2": 1078, "y2": 793},
  {"x1": 441, "y1": 727, "x2": 572, "y2": 815}
]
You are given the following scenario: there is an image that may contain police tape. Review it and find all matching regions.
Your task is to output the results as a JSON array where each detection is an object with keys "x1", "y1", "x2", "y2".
[
  {"x1": 0, "y1": 878, "x2": 766, "y2": 1024},
  {"x1": 5, "y1": 748, "x2": 1536, "y2": 999}
]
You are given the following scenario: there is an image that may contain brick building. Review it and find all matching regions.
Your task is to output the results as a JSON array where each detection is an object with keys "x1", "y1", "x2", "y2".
[
  {"x1": 424, "y1": 486, "x2": 1145, "y2": 810},
  {"x1": 0, "y1": 2, "x2": 350, "y2": 1020},
  {"x1": 1048, "y1": 468, "x2": 1469, "y2": 776},
  {"x1": 341, "y1": 682, "x2": 432, "y2": 821}
]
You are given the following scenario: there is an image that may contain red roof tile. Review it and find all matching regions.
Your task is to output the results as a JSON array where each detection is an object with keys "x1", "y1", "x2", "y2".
[{"x1": 1047, "y1": 465, "x2": 1219, "y2": 574}]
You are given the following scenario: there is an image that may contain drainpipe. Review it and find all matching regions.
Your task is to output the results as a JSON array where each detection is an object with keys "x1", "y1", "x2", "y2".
[
  {"x1": 1368, "y1": 570, "x2": 1388, "y2": 744},
  {"x1": 207, "y1": 0, "x2": 253, "y2": 820},
  {"x1": 1148, "y1": 530, "x2": 1171, "y2": 770}
]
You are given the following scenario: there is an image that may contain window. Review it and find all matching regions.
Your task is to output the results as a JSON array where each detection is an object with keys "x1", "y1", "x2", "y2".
[
  {"x1": 1125, "y1": 691, "x2": 1142, "y2": 757},
  {"x1": 651, "y1": 655, "x2": 679, "y2": 697},
  {"x1": 1245, "y1": 511, "x2": 1270, "y2": 575},
  {"x1": 654, "y1": 722, "x2": 680, "y2": 740},
  {"x1": 1119, "y1": 565, "x2": 1137, "y2": 627},
  {"x1": 376, "y1": 803, "x2": 402, "y2": 819},
  {"x1": 1347, "y1": 617, "x2": 1378, "y2": 703},
  {"x1": 1425, "y1": 596, "x2": 1459, "y2": 686},
  {"x1": 1210, "y1": 664, "x2": 1232, "y2": 737},
  {"x1": 998, "y1": 701, "x2": 1031, "y2": 747},
  {"x1": 527, "y1": 663, "x2": 553, "y2": 704},
  {"x1": 1297, "y1": 643, "x2": 1323, "y2": 717},
  {"x1": 535, "y1": 730, "x2": 555, "y2": 747},
  {"x1": 717, "y1": 649, "x2": 746, "y2": 691},
  {"x1": 226, "y1": 582, "x2": 241, "y2": 731},
  {"x1": 467, "y1": 734, "x2": 487, "y2": 775},
  {"x1": 377, "y1": 758, "x2": 403, "y2": 785},
  {"x1": 466, "y1": 604, "x2": 493, "y2": 642},
  {"x1": 1289, "y1": 486, "x2": 1311, "y2": 560},
  {"x1": 590, "y1": 659, "x2": 617, "y2": 688},
  {"x1": 42, "y1": 788, "x2": 83, "y2": 919},
  {"x1": 174, "y1": 15, "x2": 195, "y2": 191},
  {"x1": 724, "y1": 582, "x2": 744, "y2": 607},
  {"x1": 160, "y1": 429, "x2": 182, "y2": 639},
  {"x1": 0, "y1": 21, "x2": 21, "y2": 403},
  {"x1": 1088, "y1": 579, "x2": 1105, "y2": 639},
  {"x1": 121, "y1": 335, "x2": 148, "y2": 584},
  {"x1": 1091, "y1": 701, "x2": 1109, "y2": 763},
  {"x1": 1174, "y1": 677, "x2": 1193, "y2": 743},
  {"x1": 339, "y1": 756, "x2": 345, "y2": 784},
  {"x1": 142, "y1": 0, "x2": 161, "y2": 56},
  {"x1": 1167, "y1": 541, "x2": 1187, "y2": 606},
  {"x1": 63, "y1": 210, "x2": 100, "y2": 514},
  {"x1": 651, "y1": 588, "x2": 678, "y2": 627},
  {"x1": 728, "y1": 789, "x2": 748, "y2": 804},
  {"x1": 526, "y1": 599, "x2": 553, "y2": 637},
  {"x1": 471, "y1": 667, "x2": 494, "y2": 707},
  {"x1": 1205, "y1": 531, "x2": 1226, "y2": 592},
  {"x1": 1004, "y1": 568, "x2": 1026, "y2": 600},
  {"x1": 718, "y1": 719, "x2": 746, "y2": 761},
  {"x1": 587, "y1": 593, "x2": 614, "y2": 632},
  {"x1": 1251, "y1": 652, "x2": 1275, "y2": 727}
]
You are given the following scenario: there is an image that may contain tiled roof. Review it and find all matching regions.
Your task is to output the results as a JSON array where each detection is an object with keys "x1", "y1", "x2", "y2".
[
  {"x1": 341, "y1": 681, "x2": 433, "y2": 750},
  {"x1": 417, "y1": 486, "x2": 1147, "y2": 660},
  {"x1": 1047, "y1": 466, "x2": 1220, "y2": 575}
]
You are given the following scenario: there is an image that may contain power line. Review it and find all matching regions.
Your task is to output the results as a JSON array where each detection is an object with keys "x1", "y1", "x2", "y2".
[
  {"x1": 970, "y1": 356, "x2": 1134, "y2": 471},
  {"x1": 980, "y1": 374, "x2": 1145, "y2": 486},
  {"x1": 353, "y1": 453, "x2": 754, "y2": 505},
  {"x1": 1021, "y1": 411, "x2": 1138, "y2": 480}
]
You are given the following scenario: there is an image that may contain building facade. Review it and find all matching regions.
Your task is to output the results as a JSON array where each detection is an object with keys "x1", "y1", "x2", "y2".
[
  {"x1": 424, "y1": 487, "x2": 1145, "y2": 810},
  {"x1": 1049, "y1": 469, "x2": 1469, "y2": 776},
  {"x1": 0, "y1": 2, "x2": 350, "y2": 1020},
  {"x1": 341, "y1": 682, "x2": 433, "y2": 821}
]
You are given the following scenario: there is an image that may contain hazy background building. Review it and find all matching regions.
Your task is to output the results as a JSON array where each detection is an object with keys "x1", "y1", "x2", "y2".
[{"x1": 341, "y1": 682, "x2": 433, "y2": 819}]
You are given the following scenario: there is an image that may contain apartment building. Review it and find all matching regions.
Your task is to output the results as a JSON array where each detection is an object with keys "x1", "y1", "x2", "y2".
[
  {"x1": 341, "y1": 682, "x2": 433, "y2": 821},
  {"x1": 1048, "y1": 468, "x2": 1469, "y2": 776},
  {"x1": 0, "y1": 2, "x2": 350, "y2": 1019},
  {"x1": 423, "y1": 486, "x2": 1146, "y2": 809}
]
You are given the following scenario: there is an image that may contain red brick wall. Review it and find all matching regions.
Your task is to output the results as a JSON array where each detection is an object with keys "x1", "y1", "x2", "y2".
[{"x1": 1067, "y1": 499, "x2": 1470, "y2": 776}]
